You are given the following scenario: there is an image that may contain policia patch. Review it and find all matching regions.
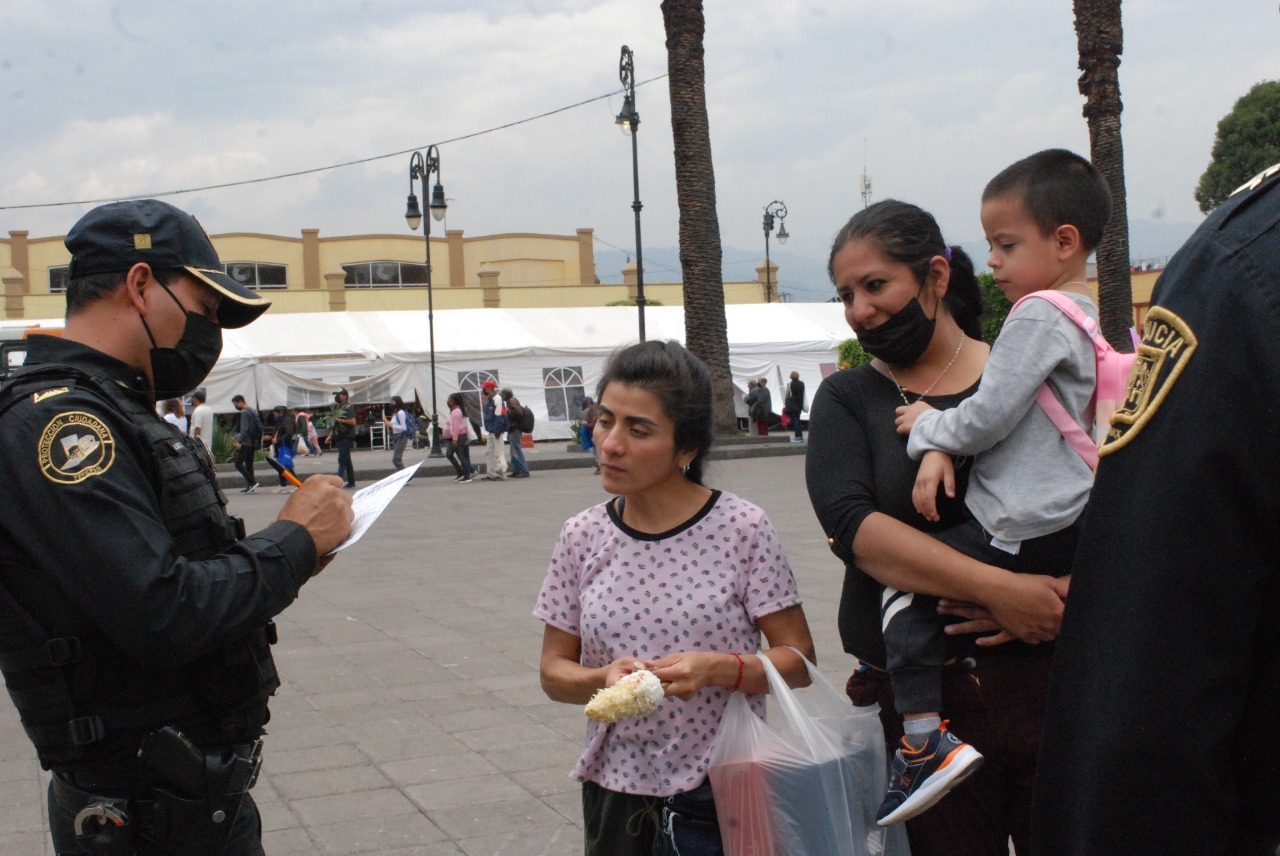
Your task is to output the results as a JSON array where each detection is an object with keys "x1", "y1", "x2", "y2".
[
  {"x1": 1099, "y1": 306, "x2": 1198, "y2": 457},
  {"x1": 39, "y1": 411, "x2": 116, "y2": 484}
]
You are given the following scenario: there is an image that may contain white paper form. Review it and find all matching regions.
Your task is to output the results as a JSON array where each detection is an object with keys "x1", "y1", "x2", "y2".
[{"x1": 328, "y1": 462, "x2": 421, "y2": 553}]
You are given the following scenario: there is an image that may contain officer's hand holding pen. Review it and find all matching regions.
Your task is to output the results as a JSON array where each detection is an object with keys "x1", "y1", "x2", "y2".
[{"x1": 275, "y1": 475, "x2": 353, "y2": 574}]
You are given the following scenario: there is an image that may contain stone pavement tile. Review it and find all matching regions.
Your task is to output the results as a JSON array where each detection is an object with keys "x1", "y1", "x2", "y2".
[
  {"x1": 380, "y1": 751, "x2": 500, "y2": 789},
  {"x1": 427, "y1": 705, "x2": 521, "y2": 735},
  {"x1": 0, "y1": 830, "x2": 53, "y2": 856},
  {"x1": 265, "y1": 743, "x2": 370, "y2": 776},
  {"x1": 508, "y1": 765, "x2": 579, "y2": 798},
  {"x1": 409, "y1": 691, "x2": 508, "y2": 721},
  {"x1": 426, "y1": 796, "x2": 564, "y2": 841},
  {"x1": 405, "y1": 773, "x2": 531, "y2": 812},
  {"x1": 440, "y1": 654, "x2": 531, "y2": 682},
  {"x1": 345, "y1": 732, "x2": 468, "y2": 765},
  {"x1": 291, "y1": 787, "x2": 419, "y2": 827},
  {"x1": 540, "y1": 789, "x2": 586, "y2": 827},
  {"x1": 309, "y1": 686, "x2": 402, "y2": 710},
  {"x1": 256, "y1": 795, "x2": 304, "y2": 832},
  {"x1": 273, "y1": 764, "x2": 394, "y2": 801},
  {"x1": 454, "y1": 722, "x2": 565, "y2": 754},
  {"x1": 481, "y1": 742, "x2": 579, "y2": 777},
  {"x1": 322, "y1": 700, "x2": 447, "y2": 727},
  {"x1": 264, "y1": 721, "x2": 351, "y2": 752},
  {"x1": 0, "y1": 757, "x2": 38, "y2": 784},
  {"x1": 457, "y1": 824, "x2": 583, "y2": 856},
  {"x1": 393, "y1": 680, "x2": 496, "y2": 703},
  {"x1": 0, "y1": 793, "x2": 46, "y2": 834},
  {"x1": 261, "y1": 826, "x2": 316, "y2": 855},
  {"x1": 314, "y1": 811, "x2": 449, "y2": 855},
  {"x1": 353, "y1": 652, "x2": 456, "y2": 686}
]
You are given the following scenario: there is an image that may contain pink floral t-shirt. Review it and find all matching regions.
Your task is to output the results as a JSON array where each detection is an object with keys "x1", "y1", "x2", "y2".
[{"x1": 533, "y1": 490, "x2": 802, "y2": 796}]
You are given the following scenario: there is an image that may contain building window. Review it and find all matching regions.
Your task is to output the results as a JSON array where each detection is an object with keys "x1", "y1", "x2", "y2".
[
  {"x1": 49, "y1": 266, "x2": 69, "y2": 293},
  {"x1": 543, "y1": 366, "x2": 585, "y2": 422},
  {"x1": 343, "y1": 261, "x2": 428, "y2": 288},
  {"x1": 225, "y1": 262, "x2": 288, "y2": 289}
]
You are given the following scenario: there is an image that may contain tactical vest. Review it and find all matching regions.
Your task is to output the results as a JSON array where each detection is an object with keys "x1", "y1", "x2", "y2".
[{"x1": 0, "y1": 365, "x2": 280, "y2": 768}]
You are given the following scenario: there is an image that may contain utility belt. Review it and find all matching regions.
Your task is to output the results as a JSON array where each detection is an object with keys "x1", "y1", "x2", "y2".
[{"x1": 50, "y1": 727, "x2": 262, "y2": 856}]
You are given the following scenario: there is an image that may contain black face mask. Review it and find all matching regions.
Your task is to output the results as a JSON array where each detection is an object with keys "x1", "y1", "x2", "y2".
[
  {"x1": 854, "y1": 295, "x2": 937, "y2": 366},
  {"x1": 140, "y1": 284, "x2": 224, "y2": 400}
]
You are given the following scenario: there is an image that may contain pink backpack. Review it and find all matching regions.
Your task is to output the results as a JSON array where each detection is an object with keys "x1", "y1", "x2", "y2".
[{"x1": 1009, "y1": 290, "x2": 1137, "y2": 469}]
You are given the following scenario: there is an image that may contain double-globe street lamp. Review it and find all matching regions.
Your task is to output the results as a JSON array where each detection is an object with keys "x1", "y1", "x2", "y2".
[
  {"x1": 616, "y1": 45, "x2": 647, "y2": 342},
  {"x1": 405, "y1": 145, "x2": 447, "y2": 457},
  {"x1": 762, "y1": 200, "x2": 789, "y2": 303}
]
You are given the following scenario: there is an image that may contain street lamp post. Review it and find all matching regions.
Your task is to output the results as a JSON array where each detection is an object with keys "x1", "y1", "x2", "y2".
[
  {"x1": 405, "y1": 145, "x2": 447, "y2": 457},
  {"x1": 616, "y1": 45, "x2": 646, "y2": 342},
  {"x1": 762, "y1": 200, "x2": 789, "y2": 303}
]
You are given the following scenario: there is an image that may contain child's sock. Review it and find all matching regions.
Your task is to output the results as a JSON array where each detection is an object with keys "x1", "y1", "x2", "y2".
[{"x1": 903, "y1": 716, "x2": 942, "y2": 750}]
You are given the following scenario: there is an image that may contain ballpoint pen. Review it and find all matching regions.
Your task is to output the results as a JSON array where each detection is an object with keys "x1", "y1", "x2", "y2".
[{"x1": 265, "y1": 455, "x2": 304, "y2": 489}]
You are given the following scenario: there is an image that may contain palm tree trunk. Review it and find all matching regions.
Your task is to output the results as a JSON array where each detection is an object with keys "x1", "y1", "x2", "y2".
[
  {"x1": 661, "y1": 0, "x2": 737, "y2": 434},
  {"x1": 1075, "y1": 0, "x2": 1135, "y2": 351}
]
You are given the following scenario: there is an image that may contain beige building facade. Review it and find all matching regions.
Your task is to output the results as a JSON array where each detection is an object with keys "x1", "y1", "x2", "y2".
[{"x1": 2, "y1": 226, "x2": 778, "y2": 321}]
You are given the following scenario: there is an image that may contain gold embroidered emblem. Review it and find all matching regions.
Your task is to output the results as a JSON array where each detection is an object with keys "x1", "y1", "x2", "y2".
[
  {"x1": 134, "y1": 233, "x2": 152, "y2": 249},
  {"x1": 1099, "y1": 306, "x2": 1198, "y2": 457},
  {"x1": 38, "y1": 411, "x2": 116, "y2": 484},
  {"x1": 33, "y1": 387, "x2": 69, "y2": 403}
]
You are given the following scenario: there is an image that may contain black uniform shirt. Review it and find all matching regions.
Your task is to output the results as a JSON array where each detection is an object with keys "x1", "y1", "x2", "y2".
[
  {"x1": 1034, "y1": 165, "x2": 1280, "y2": 856},
  {"x1": 0, "y1": 335, "x2": 316, "y2": 762}
]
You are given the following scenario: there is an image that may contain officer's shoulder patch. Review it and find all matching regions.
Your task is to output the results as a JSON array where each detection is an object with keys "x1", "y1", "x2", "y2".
[
  {"x1": 38, "y1": 410, "x2": 116, "y2": 484},
  {"x1": 1230, "y1": 162, "x2": 1280, "y2": 198},
  {"x1": 1099, "y1": 306, "x2": 1198, "y2": 457},
  {"x1": 33, "y1": 387, "x2": 69, "y2": 404}
]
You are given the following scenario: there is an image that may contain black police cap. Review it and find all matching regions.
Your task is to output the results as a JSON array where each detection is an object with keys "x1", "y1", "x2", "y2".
[{"x1": 65, "y1": 199, "x2": 270, "y2": 329}]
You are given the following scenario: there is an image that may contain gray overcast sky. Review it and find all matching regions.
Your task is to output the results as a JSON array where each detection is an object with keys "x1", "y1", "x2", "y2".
[{"x1": 2, "y1": 1, "x2": 1277, "y2": 301}]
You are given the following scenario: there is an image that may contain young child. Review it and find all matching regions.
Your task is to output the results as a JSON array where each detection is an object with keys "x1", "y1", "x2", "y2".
[{"x1": 879, "y1": 149, "x2": 1112, "y2": 826}]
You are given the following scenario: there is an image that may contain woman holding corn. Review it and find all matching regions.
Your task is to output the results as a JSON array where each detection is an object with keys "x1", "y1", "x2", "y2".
[{"x1": 534, "y1": 340, "x2": 816, "y2": 856}]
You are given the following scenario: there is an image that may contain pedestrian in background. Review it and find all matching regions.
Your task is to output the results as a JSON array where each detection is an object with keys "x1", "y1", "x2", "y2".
[
  {"x1": 161, "y1": 396, "x2": 187, "y2": 433},
  {"x1": 481, "y1": 380, "x2": 509, "y2": 480},
  {"x1": 784, "y1": 370, "x2": 806, "y2": 443},
  {"x1": 502, "y1": 388, "x2": 531, "y2": 478},
  {"x1": 231, "y1": 393, "x2": 261, "y2": 494},
  {"x1": 443, "y1": 393, "x2": 474, "y2": 483},
  {"x1": 190, "y1": 388, "x2": 215, "y2": 456},
  {"x1": 326, "y1": 388, "x2": 357, "y2": 488},
  {"x1": 383, "y1": 394, "x2": 410, "y2": 470},
  {"x1": 580, "y1": 395, "x2": 599, "y2": 474},
  {"x1": 271, "y1": 404, "x2": 297, "y2": 493}
]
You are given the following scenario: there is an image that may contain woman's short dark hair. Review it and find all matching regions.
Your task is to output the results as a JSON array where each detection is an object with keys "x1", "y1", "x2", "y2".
[
  {"x1": 827, "y1": 200, "x2": 983, "y2": 340},
  {"x1": 595, "y1": 340, "x2": 714, "y2": 486},
  {"x1": 65, "y1": 268, "x2": 182, "y2": 317}
]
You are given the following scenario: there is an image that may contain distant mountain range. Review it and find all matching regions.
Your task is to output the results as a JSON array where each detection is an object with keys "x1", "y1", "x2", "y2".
[{"x1": 594, "y1": 217, "x2": 1201, "y2": 304}]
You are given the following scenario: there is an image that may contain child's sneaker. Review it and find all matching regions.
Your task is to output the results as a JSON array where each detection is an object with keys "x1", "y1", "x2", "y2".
[{"x1": 876, "y1": 721, "x2": 982, "y2": 826}]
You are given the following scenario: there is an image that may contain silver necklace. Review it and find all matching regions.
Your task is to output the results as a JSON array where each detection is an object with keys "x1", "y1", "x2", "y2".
[{"x1": 885, "y1": 335, "x2": 965, "y2": 406}]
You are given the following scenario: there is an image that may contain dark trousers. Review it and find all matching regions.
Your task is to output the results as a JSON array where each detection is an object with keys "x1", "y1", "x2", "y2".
[
  {"x1": 335, "y1": 436, "x2": 356, "y2": 485},
  {"x1": 848, "y1": 648, "x2": 1054, "y2": 856},
  {"x1": 233, "y1": 445, "x2": 256, "y2": 489},
  {"x1": 445, "y1": 440, "x2": 472, "y2": 478},
  {"x1": 582, "y1": 779, "x2": 723, "y2": 856},
  {"x1": 48, "y1": 783, "x2": 265, "y2": 856},
  {"x1": 881, "y1": 517, "x2": 1079, "y2": 715}
]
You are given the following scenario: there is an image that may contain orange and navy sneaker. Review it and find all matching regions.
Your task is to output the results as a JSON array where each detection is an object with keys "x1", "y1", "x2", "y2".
[{"x1": 876, "y1": 720, "x2": 983, "y2": 826}]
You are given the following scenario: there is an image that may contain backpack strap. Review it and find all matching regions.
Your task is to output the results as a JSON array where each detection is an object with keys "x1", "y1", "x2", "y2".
[{"x1": 1009, "y1": 290, "x2": 1102, "y2": 469}]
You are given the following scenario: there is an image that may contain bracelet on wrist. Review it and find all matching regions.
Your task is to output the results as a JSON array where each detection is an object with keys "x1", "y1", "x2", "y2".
[{"x1": 729, "y1": 652, "x2": 745, "y2": 692}]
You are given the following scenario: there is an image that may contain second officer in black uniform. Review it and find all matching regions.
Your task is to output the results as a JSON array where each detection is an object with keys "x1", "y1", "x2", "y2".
[{"x1": 0, "y1": 199, "x2": 354, "y2": 855}]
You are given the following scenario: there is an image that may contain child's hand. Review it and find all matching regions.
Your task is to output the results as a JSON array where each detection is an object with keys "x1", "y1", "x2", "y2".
[
  {"x1": 894, "y1": 400, "x2": 934, "y2": 435},
  {"x1": 912, "y1": 450, "x2": 955, "y2": 521}
]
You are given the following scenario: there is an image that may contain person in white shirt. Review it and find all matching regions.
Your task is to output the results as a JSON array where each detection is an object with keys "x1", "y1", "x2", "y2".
[{"x1": 190, "y1": 388, "x2": 215, "y2": 455}]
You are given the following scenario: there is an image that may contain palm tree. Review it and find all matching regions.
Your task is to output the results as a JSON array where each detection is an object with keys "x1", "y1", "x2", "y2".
[
  {"x1": 661, "y1": 0, "x2": 737, "y2": 434},
  {"x1": 1074, "y1": 0, "x2": 1135, "y2": 351}
]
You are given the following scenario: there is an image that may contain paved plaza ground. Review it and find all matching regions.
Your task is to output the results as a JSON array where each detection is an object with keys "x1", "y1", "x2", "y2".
[{"x1": 0, "y1": 446, "x2": 859, "y2": 856}]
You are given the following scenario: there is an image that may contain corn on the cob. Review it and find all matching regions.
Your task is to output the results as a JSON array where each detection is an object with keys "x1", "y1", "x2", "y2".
[{"x1": 584, "y1": 669, "x2": 664, "y2": 723}]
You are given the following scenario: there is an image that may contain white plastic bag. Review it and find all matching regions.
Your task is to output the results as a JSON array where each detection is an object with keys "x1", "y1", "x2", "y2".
[{"x1": 708, "y1": 652, "x2": 910, "y2": 856}]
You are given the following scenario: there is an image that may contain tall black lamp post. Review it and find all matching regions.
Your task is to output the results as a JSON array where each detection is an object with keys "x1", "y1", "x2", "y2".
[
  {"x1": 616, "y1": 45, "x2": 646, "y2": 341},
  {"x1": 762, "y1": 200, "x2": 789, "y2": 303},
  {"x1": 405, "y1": 145, "x2": 447, "y2": 457}
]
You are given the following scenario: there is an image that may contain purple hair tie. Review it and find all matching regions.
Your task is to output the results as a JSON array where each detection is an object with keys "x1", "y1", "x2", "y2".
[{"x1": 943, "y1": 246, "x2": 952, "y2": 261}]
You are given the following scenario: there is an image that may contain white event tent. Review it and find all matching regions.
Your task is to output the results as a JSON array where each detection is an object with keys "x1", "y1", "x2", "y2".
[{"x1": 7, "y1": 304, "x2": 853, "y2": 441}]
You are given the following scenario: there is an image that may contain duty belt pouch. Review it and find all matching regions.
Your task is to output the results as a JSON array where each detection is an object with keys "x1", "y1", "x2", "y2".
[{"x1": 138, "y1": 727, "x2": 261, "y2": 855}]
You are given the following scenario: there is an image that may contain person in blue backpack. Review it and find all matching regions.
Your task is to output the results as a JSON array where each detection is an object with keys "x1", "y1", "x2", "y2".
[{"x1": 880, "y1": 149, "x2": 1112, "y2": 827}]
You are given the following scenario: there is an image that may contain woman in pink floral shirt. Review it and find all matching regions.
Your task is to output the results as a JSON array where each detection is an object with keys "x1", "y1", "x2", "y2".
[{"x1": 535, "y1": 340, "x2": 816, "y2": 856}]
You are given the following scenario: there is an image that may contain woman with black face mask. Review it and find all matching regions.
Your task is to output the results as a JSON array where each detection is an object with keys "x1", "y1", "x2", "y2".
[{"x1": 804, "y1": 200, "x2": 1068, "y2": 856}]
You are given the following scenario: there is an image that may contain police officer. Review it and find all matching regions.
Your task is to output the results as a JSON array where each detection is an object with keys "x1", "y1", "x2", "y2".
[
  {"x1": 0, "y1": 199, "x2": 354, "y2": 855},
  {"x1": 1032, "y1": 163, "x2": 1280, "y2": 855}
]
